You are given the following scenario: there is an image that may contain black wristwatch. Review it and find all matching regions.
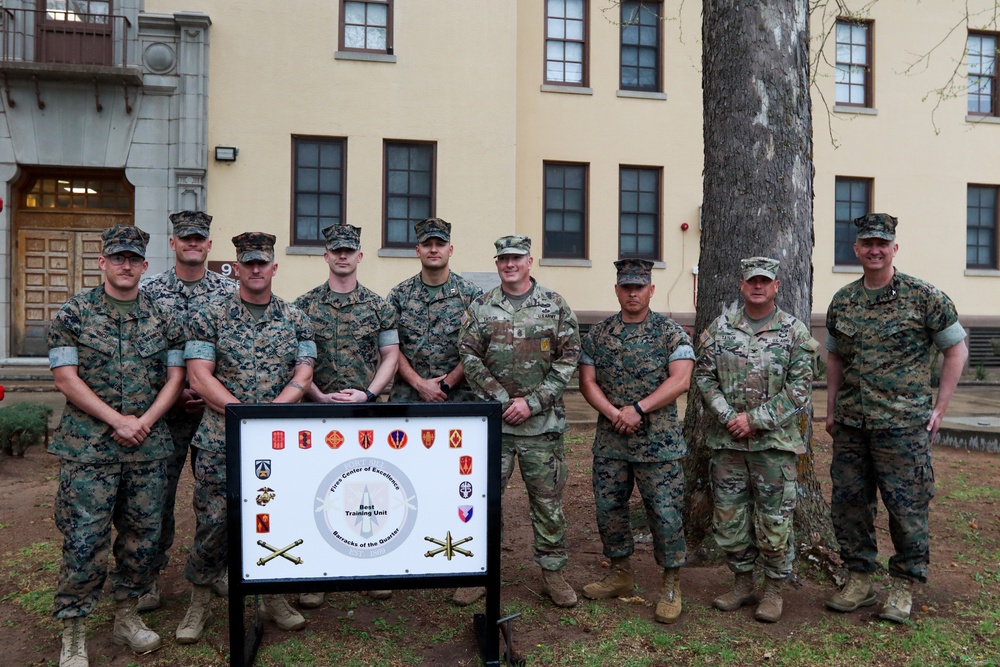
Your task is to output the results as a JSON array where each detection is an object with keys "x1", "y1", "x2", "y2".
[
  {"x1": 439, "y1": 380, "x2": 452, "y2": 394},
  {"x1": 364, "y1": 389, "x2": 378, "y2": 402}
]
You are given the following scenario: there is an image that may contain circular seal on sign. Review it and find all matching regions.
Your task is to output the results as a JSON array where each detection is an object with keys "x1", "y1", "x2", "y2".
[{"x1": 314, "y1": 457, "x2": 417, "y2": 558}]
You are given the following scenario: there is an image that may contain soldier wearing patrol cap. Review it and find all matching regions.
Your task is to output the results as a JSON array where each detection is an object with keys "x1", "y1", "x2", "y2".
[
  {"x1": 178, "y1": 231, "x2": 315, "y2": 641},
  {"x1": 694, "y1": 256, "x2": 817, "y2": 623},
  {"x1": 459, "y1": 235, "x2": 582, "y2": 608},
  {"x1": 386, "y1": 217, "x2": 483, "y2": 605},
  {"x1": 293, "y1": 223, "x2": 399, "y2": 607},
  {"x1": 579, "y1": 258, "x2": 695, "y2": 623},
  {"x1": 139, "y1": 211, "x2": 236, "y2": 612},
  {"x1": 825, "y1": 214, "x2": 968, "y2": 623},
  {"x1": 48, "y1": 224, "x2": 186, "y2": 665}
]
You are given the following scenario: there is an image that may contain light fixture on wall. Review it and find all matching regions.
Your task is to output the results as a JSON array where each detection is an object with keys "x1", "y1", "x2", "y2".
[{"x1": 214, "y1": 146, "x2": 239, "y2": 162}]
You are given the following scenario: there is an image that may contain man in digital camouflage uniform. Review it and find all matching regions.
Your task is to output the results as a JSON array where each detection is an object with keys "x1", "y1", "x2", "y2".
[
  {"x1": 694, "y1": 257, "x2": 817, "y2": 623},
  {"x1": 293, "y1": 223, "x2": 399, "y2": 607},
  {"x1": 385, "y1": 217, "x2": 484, "y2": 606},
  {"x1": 825, "y1": 213, "x2": 968, "y2": 623},
  {"x1": 177, "y1": 232, "x2": 315, "y2": 642},
  {"x1": 578, "y1": 258, "x2": 694, "y2": 623},
  {"x1": 459, "y1": 235, "x2": 581, "y2": 608},
  {"x1": 138, "y1": 211, "x2": 236, "y2": 611},
  {"x1": 48, "y1": 225, "x2": 185, "y2": 667}
]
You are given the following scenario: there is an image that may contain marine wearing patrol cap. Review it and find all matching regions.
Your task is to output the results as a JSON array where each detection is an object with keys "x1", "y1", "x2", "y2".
[
  {"x1": 169, "y1": 211, "x2": 212, "y2": 238},
  {"x1": 414, "y1": 217, "x2": 451, "y2": 243},
  {"x1": 614, "y1": 258, "x2": 654, "y2": 285},
  {"x1": 740, "y1": 256, "x2": 780, "y2": 281},
  {"x1": 102, "y1": 224, "x2": 150, "y2": 257},
  {"x1": 233, "y1": 232, "x2": 276, "y2": 263},
  {"x1": 322, "y1": 223, "x2": 361, "y2": 251},
  {"x1": 493, "y1": 235, "x2": 531, "y2": 257},
  {"x1": 854, "y1": 212, "x2": 898, "y2": 241}
]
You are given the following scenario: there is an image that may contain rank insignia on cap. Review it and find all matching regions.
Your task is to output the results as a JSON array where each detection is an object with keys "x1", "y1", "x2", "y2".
[
  {"x1": 459, "y1": 481, "x2": 473, "y2": 498},
  {"x1": 422, "y1": 429, "x2": 435, "y2": 448},
  {"x1": 325, "y1": 430, "x2": 344, "y2": 449},
  {"x1": 256, "y1": 513, "x2": 270, "y2": 533},
  {"x1": 255, "y1": 459, "x2": 272, "y2": 480},
  {"x1": 459, "y1": 455, "x2": 472, "y2": 475},
  {"x1": 458, "y1": 505, "x2": 474, "y2": 523},
  {"x1": 449, "y1": 429, "x2": 462, "y2": 448},
  {"x1": 359, "y1": 430, "x2": 374, "y2": 449},
  {"x1": 388, "y1": 429, "x2": 408, "y2": 449},
  {"x1": 256, "y1": 487, "x2": 276, "y2": 506}
]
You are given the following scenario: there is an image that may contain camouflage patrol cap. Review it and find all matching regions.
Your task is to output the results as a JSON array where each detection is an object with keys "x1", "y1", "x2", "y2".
[
  {"x1": 169, "y1": 210, "x2": 212, "y2": 238},
  {"x1": 233, "y1": 232, "x2": 276, "y2": 263},
  {"x1": 614, "y1": 258, "x2": 654, "y2": 285},
  {"x1": 322, "y1": 224, "x2": 361, "y2": 251},
  {"x1": 102, "y1": 224, "x2": 149, "y2": 258},
  {"x1": 414, "y1": 217, "x2": 451, "y2": 243},
  {"x1": 494, "y1": 235, "x2": 531, "y2": 258},
  {"x1": 854, "y1": 212, "x2": 897, "y2": 240},
  {"x1": 740, "y1": 256, "x2": 779, "y2": 281}
]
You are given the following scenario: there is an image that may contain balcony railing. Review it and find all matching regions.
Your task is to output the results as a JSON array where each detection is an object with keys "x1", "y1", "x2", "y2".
[{"x1": 0, "y1": 7, "x2": 130, "y2": 68}]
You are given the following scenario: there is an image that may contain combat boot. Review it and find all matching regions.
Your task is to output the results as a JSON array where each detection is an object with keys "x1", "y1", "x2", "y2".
[
  {"x1": 453, "y1": 586, "x2": 487, "y2": 607},
  {"x1": 654, "y1": 567, "x2": 682, "y2": 624},
  {"x1": 541, "y1": 568, "x2": 578, "y2": 608},
  {"x1": 112, "y1": 599, "x2": 162, "y2": 654},
  {"x1": 297, "y1": 591, "x2": 326, "y2": 609},
  {"x1": 878, "y1": 578, "x2": 913, "y2": 623},
  {"x1": 175, "y1": 585, "x2": 213, "y2": 644},
  {"x1": 59, "y1": 617, "x2": 88, "y2": 667},
  {"x1": 582, "y1": 557, "x2": 634, "y2": 599},
  {"x1": 367, "y1": 589, "x2": 393, "y2": 600},
  {"x1": 826, "y1": 571, "x2": 877, "y2": 612},
  {"x1": 212, "y1": 570, "x2": 229, "y2": 597},
  {"x1": 261, "y1": 594, "x2": 306, "y2": 631},
  {"x1": 713, "y1": 571, "x2": 758, "y2": 611},
  {"x1": 754, "y1": 576, "x2": 783, "y2": 623},
  {"x1": 136, "y1": 578, "x2": 161, "y2": 612}
]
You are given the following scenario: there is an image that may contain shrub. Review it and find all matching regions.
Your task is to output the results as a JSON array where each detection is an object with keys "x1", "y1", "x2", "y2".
[{"x1": 0, "y1": 403, "x2": 54, "y2": 457}]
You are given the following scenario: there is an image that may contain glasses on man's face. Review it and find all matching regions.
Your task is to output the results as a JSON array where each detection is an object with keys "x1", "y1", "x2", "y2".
[{"x1": 105, "y1": 254, "x2": 145, "y2": 266}]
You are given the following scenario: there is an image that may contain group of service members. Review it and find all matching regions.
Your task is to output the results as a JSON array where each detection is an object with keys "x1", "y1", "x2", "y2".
[{"x1": 46, "y1": 210, "x2": 967, "y2": 667}]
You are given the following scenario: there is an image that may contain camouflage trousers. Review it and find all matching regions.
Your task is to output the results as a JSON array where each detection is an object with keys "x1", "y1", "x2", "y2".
[
  {"x1": 184, "y1": 447, "x2": 228, "y2": 586},
  {"x1": 592, "y1": 456, "x2": 686, "y2": 568},
  {"x1": 500, "y1": 432, "x2": 568, "y2": 571},
  {"x1": 712, "y1": 448, "x2": 797, "y2": 578},
  {"x1": 831, "y1": 422, "x2": 933, "y2": 583},
  {"x1": 152, "y1": 408, "x2": 202, "y2": 574},
  {"x1": 53, "y1": 459, "x2": 166, "y2": 619}
]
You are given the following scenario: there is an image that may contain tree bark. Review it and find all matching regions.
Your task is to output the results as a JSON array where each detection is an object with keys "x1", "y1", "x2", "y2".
[{"x1": 684, "y1": 0, "x2": 836, "y2": 561}]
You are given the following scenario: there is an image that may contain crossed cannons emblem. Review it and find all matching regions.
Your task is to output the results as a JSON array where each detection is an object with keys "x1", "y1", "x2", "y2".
[
  {"x1": 256, "y1": 539, "x2": 304, "y2": 566},
  {"x1": 424, "y1": 531, "x2": 474, "y2": 560}
]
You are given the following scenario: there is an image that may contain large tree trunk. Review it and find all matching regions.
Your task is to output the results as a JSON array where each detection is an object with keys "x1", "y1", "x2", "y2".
[{"x1": 684, "y1": 0, "x2": 836, "y2": 563}]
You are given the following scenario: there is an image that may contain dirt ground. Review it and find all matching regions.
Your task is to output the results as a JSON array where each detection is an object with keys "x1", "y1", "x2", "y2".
[{"x1": 1, "y1": 421, "x2": 999, "y2": 666}]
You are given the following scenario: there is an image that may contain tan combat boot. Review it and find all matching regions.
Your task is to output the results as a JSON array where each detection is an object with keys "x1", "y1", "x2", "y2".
[
  {"x1": 136, "y1": 578, "x2": 161, "y2": 612},
  {"x1": 541, "y1": 568, "x2": 578, "y2": 608},
  {"x1": 582, "y1": 557, "x2": 634, "y2": 600},
  {"x1": 261, "y1": 594, "x2": 307, "y2": 631},
  {"x1": 452, "y1": 586, "x2": 487, "y2": 607},
  {"x1": 826, "y1": 571, "x2": 877, "y2": 612},
  {"x1": 175, "y1": 585, "x2": 213, "y2": 644},
  {"x1": 713, "y1": 571, "x2": 758, "y2": 611},
  {"x1": 59, "y1": 617, "x2": 88, "y2": 667},
  {"x1": 212, "y1": 570, "x2": 229, "y2": 597},
  {"x1": 367, "y1": 590, "x2": 393, "y2": 600},
  {"x1": 654, "y1": 567, "x2": 682, "y2": 624},
  {"x1": 878, "y1": 578, "x2": 913, "y2": 623},
  {"x1": 754, "y1": 576, "x2": 783, "y2": 623},
  {"x1": 112, "y1": 599, "x2": 162, "y2": 653},
  {"x1": 297, "y1": 591, "x2": 326, "y2": 609}
]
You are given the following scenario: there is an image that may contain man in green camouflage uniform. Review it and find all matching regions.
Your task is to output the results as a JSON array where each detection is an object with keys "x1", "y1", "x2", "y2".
[
  {"x1": 579, "y1": 259, "x2": 694, "y2": 623},
  {"x1": 825, "y1": 213, "x2": 968, "y2": 623},
  {"x1": 48, "y1": 225, "x2": 186, "y2": 667},
  {"x1": 459, "y1": 235, "x2": 581, "y2": 608},
  {"x1": 177, "y1": 232, "x2": 316, "y2": 642},
  {"x1": 386, "y1": 217, "x2": 485, "y2": 606},
  {"x1": 293, "y1": 223, "x2": 398, "y2": 607},
  {"x1": 138, "y1": 211, "x2": 237, "y2": 611},
  {"x1": 694, "y1": 257, "x2": 817, "y2": 623}
]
